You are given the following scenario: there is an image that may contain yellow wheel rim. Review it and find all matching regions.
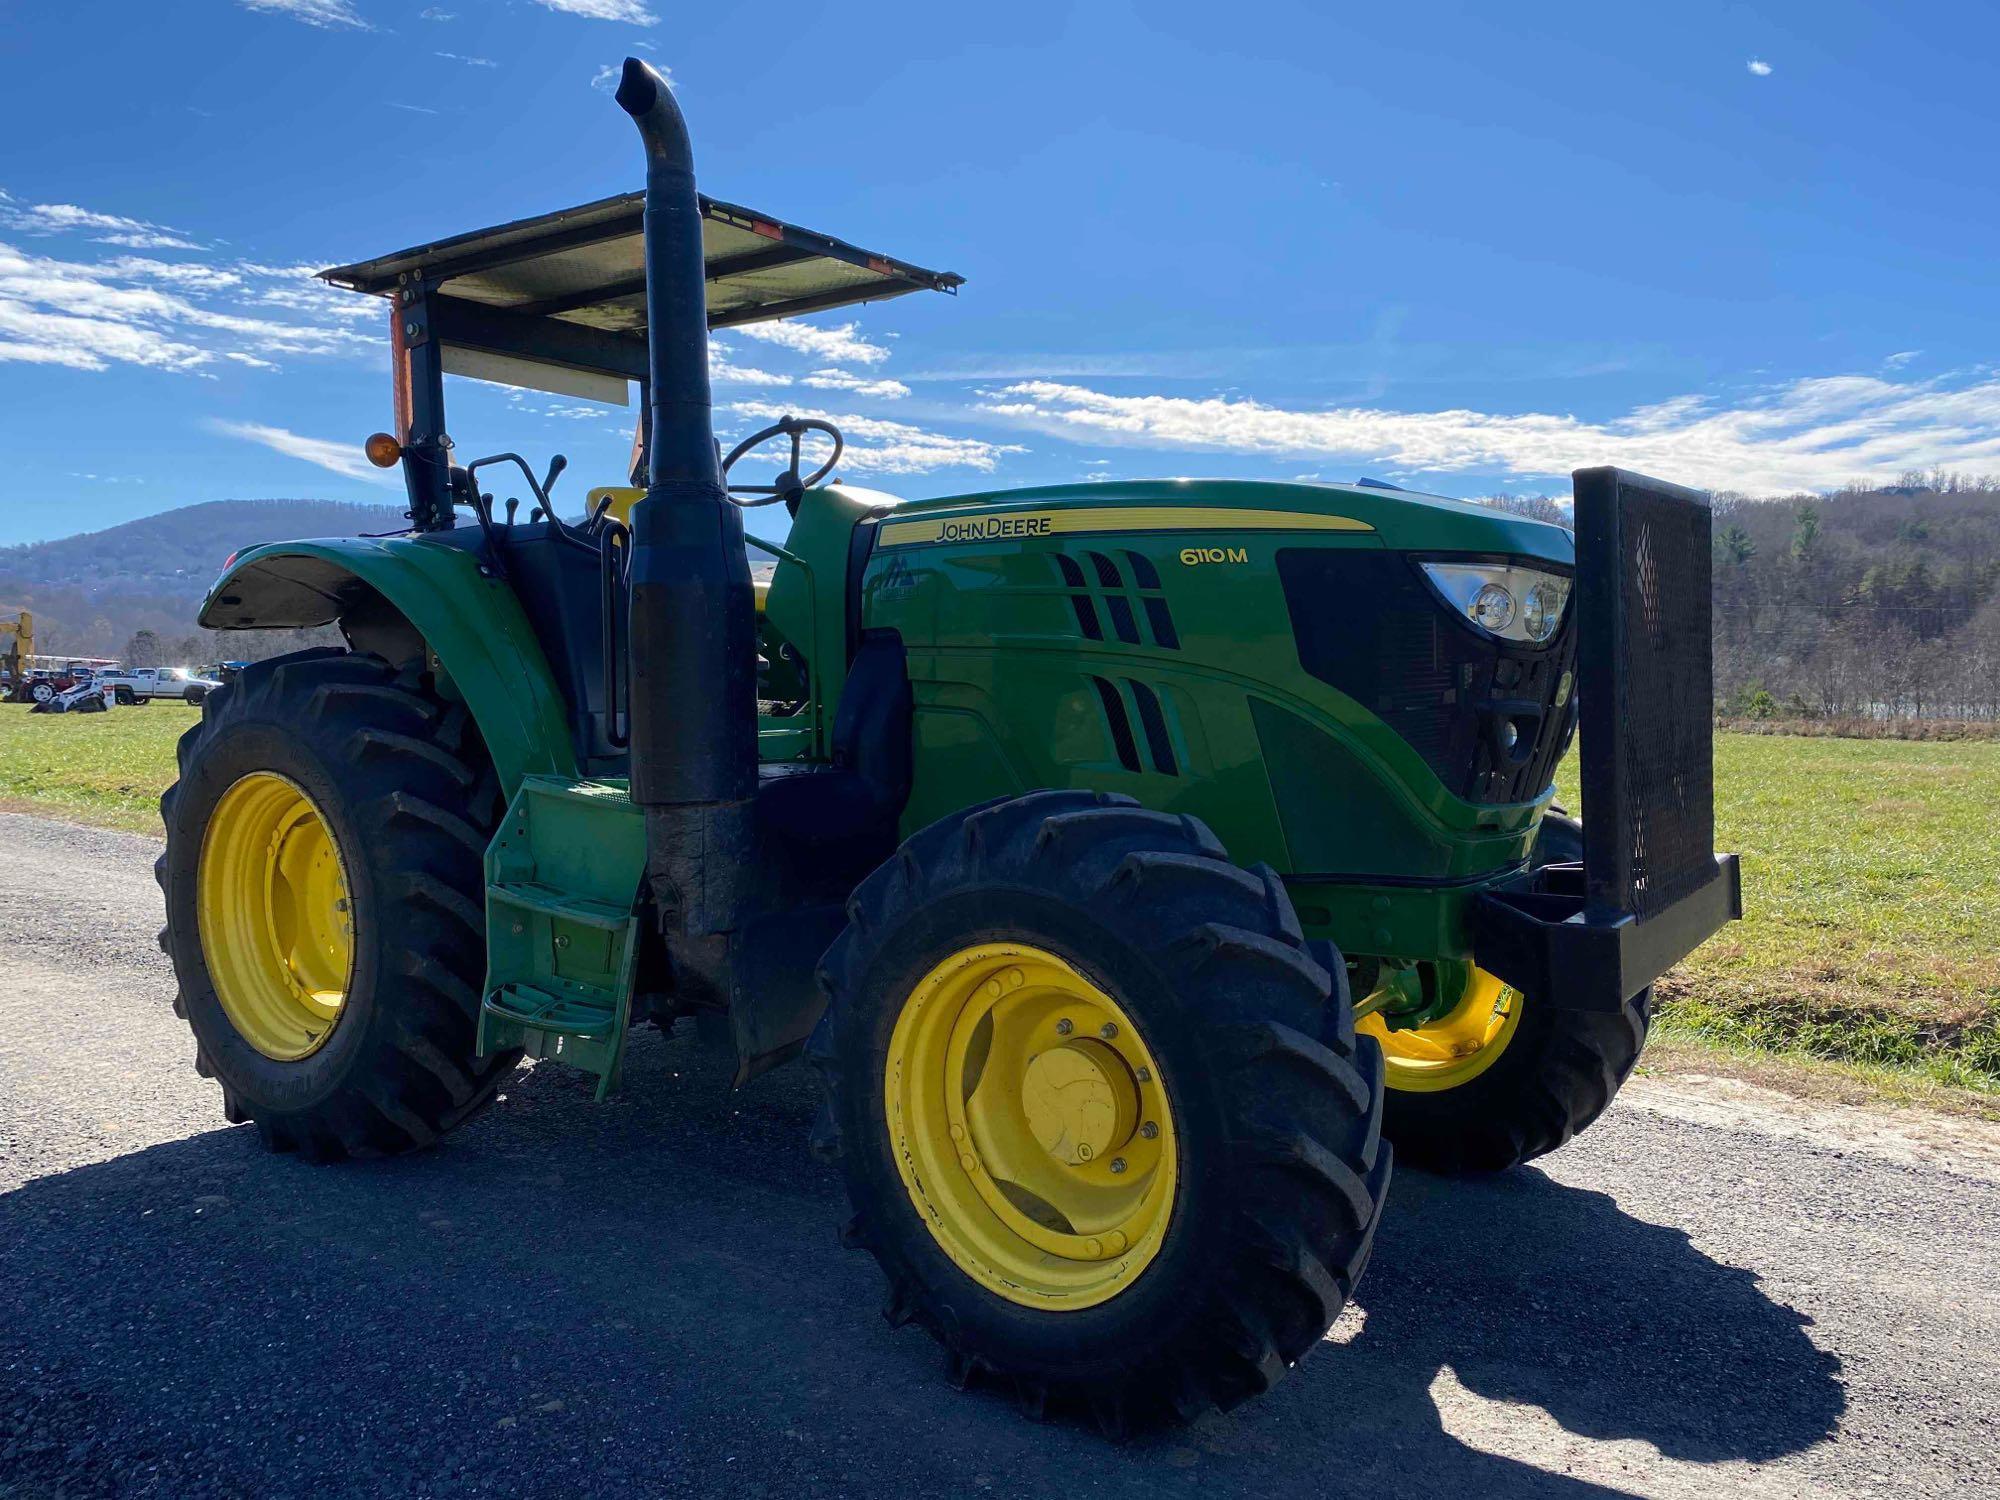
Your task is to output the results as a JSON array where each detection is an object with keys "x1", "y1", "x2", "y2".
[
  {"x1": 884, "y1": 943, "x2": 1178, "y2": 1310},
  {"x1": 1359, "y1": 966, "x2": 1523, "y2": 1093},
  {"x1": 196, "y1": 772, "x2": 354, "y2": 1062}
]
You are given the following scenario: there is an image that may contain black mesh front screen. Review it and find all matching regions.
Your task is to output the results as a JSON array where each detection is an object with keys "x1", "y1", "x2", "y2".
[{"x1": 1574, "y1": 469, "x2": 1716, "y2": 918}]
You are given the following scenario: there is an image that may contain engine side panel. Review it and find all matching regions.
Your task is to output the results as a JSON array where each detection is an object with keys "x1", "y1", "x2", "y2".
[{"x1": 859, "y1": 489, "x2": 1554, "y2": 896}]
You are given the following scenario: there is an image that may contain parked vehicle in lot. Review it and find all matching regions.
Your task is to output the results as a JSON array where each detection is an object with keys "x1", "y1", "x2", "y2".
[
  {"x1": 97, "y1": 665, "x2": 222, "y2": 705},
  {"x1": 30, "y1": 678, "x2": 111, "y2": 714},
  {"x1": 8, "y1": 656, "x2": 117, "y2": 704},
  {"x1": 13, "y1": 670, "x2": 58, "y2": 705}
]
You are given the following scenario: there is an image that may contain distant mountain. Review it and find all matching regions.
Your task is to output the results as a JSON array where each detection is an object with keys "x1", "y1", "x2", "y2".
[
  {"x1": 3, "y1": 500, "x2": 405, "y2": 596},
  {"x1": 0, "y1": 499, "x2": 404, "y2": 658}
]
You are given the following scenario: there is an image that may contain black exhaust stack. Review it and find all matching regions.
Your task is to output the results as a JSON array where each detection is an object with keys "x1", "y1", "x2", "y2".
[{"x1": 615, "y1": 58, "x2": 758, "y2": 1001}]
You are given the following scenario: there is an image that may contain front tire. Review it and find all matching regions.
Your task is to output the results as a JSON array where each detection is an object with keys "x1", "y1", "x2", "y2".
[
  {"x1": 157, "y1": 649, "x2": 516, "y2": 1160},
  {"x1": 811, "y1": 790, "x2": 1391, "y2": 1430},
  {"x1": 1365, "y1": 975, "x2": 1649, "y2": 1174},
  {"x1": 1364, "y1": 815, "x2": 1650, "y2": 1173}
]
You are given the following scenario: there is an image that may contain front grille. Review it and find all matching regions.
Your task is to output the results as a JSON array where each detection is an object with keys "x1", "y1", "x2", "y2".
[
  {"x1": 1574, "y1": 469, "x2": 1715, "y2": 918},
  {"x1": 1278, "y1": 549, "x2": 1576, "y2": 805}
]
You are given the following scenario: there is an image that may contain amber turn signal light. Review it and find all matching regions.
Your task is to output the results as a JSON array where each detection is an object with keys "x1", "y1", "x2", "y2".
[{"x1": 364, "y1": 432, "x2": 403, "y2": 468}]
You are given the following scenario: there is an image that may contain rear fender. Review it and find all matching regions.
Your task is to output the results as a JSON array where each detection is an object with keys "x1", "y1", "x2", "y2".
[{"x1": 199, "y1": 536, "x2": 579, "y2": 793}]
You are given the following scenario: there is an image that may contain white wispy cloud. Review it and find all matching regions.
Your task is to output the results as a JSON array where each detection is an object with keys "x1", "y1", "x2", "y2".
[
  {"x1": 0, "y1": 191, "x2": 204, "y2": 251},
  {"x1": 734, "y1": 319, "x2": 892, "y2": 367},
  {"x1": 0, "y1": 298, "x2": 206, "y2": 371},
  {"x1": 419, "y1": 6, "x2": 455, "y2": 17},
  {"x1": 802, "y1": 368, "x2": 910, "y2": 399},
  {"x1": 237, "y1": 0, "x2": 373, "y2": 31},
  {"x1": 208, "y1": 420, "x2": 396, "y2": 482},
  {"x1": 705, "y1": 339, "x2": 791, "y2": 386},
  {"x1": 592, "y1": 59, "x2": 670, "y2": 93},
  {"x1": 88, "y1": 230, "x2": 205, "y2": 251},
  {"x1": 535, "y1": 0, "x2": 657, "y2": 24},
  {"x1": 0, "y1": 240, "x2": 375, "y2": 373},
  {"x1": 435, "y1": 51, "x2": 497, "y2": 67},
  {"x1": 92, "y1": 255, "x2": 245, "y2": 292},
  {"x1": 730, "y1": 402, "x2": 1022, "y2": 476},
  {"x1": 711, "y1": 362, "x2": 791, "y2": 386},
  {"x1": 1747, "y1": 58, "x2": 1773, "y2": 76},
  {"x1": 247, "y1": 278, "x2": 381, "y2": 322},
  {"x1": 1884, "y1": 350, "x2": 1922, "y2": 368},
  {"x1": 981, "y1": 373, "x2": 2000, "y2": 496}
]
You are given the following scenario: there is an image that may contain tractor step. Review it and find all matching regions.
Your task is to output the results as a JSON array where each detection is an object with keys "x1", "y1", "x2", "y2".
[
  {"x1": 478, "y1": 776, "x2": 647, "y2": 1100},
  {"x1": 489, "y1": 882, "x2": 636, "y2": 931},
  {"x1": 483, "y1": 981, "x2": 621, "y2": 1039}
]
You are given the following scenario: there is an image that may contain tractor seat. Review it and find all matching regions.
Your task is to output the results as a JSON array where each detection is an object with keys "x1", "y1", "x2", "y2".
[
  {"x1": 586, "y1": 486, "x2": 644, "y2": 525},
  {"x1": 756, "y1": 630, "x2": 912, "y2": 848}
]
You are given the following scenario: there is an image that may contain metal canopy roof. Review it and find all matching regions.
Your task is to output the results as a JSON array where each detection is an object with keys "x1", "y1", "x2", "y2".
[{"x1": 319, "y1": 191, "x2": 962, "y2": 335}]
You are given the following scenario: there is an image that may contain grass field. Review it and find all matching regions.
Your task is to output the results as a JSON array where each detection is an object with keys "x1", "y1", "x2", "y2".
[
  {"x1": 0, "y1": 699, "x2": 196, "y2": 832},
  {"x1": 1556, "y1": 736, "x2": 2000, "y2": 1100},
  {"x1": 3, "y1": 701, "x2": 1995, "y2": 1102}
]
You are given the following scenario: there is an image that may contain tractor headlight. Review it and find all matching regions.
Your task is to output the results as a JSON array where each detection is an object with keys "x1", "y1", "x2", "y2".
[
  {"x1": 1420, "y1": 561, "x2": 1572, "y2": 645},
  {"x1": 1521, "y1": 580, "x2": 1564, "y2": 642},
  {"x1": 1469, "y1": 582, "x2": 1516, "y2": 634}
]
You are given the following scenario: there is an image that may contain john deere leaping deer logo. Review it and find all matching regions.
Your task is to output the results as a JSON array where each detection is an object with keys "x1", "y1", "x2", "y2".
[{"x1": 876, "y1": 553, "x2": 917, "y2": 594}]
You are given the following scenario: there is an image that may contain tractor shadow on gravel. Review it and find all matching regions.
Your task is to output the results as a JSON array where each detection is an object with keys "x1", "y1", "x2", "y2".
[
  {"x1": 1298, "y1": 1164, "x2": 1848, "y2": 1484},
  {"x1": 1, "y1": 1026, "x2": 1844, "y2": 1497}
]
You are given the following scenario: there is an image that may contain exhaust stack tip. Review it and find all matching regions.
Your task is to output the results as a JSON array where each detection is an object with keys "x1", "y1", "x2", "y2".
[{"x1": 614, "y1": 56, "x2": 669, "y2": 121}]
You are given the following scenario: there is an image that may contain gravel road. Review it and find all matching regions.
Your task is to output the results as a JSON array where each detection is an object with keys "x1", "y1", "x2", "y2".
[{"x1": 3, "y1": 810, "x2": 1995, "y2": 1498}]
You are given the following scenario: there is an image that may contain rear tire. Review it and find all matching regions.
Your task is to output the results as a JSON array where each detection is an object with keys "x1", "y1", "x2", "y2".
[
  {"x1": 157, "y1": 649, "x2": 516, "y2": 1160},
  {"x1": 811, "y1": 790, "x2": 1391, "y2": 1431}
]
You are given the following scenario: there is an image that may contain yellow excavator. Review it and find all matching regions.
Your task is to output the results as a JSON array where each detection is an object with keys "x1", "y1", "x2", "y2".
[{"x1": 1, "y1": 611, "x2": 33, "y2": 701}]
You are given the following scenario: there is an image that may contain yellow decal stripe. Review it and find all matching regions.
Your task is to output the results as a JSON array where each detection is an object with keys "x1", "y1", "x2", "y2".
[{"x1": 877, "y1": 506, "x2": 1373, "y2": 547}]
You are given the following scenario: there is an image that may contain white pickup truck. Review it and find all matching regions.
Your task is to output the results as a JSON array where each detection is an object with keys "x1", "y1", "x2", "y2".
[{"x1": 97, "y1": 666, "x2": 222, "y2": 705}]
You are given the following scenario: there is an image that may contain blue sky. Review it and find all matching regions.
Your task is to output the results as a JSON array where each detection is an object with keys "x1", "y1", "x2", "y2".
[{"x1": 3, "y1": 0, "x2": 1997, "y2": 546}]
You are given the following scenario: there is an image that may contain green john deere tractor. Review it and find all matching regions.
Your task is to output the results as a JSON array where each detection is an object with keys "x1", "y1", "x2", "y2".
[{"x1": 158, "y1": 59, "x2": 1741, "y2": 1429}]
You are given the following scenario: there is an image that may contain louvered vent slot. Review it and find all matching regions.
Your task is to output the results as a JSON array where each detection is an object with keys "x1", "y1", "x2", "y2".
[
  {"x1": 1083, "y1": 552, "x2": 1141, "y2": 644},
  {"x1": 1088, "y1": 675, "x2": 1142, "y2": 772},
  {"x1": 1123, "y1": 550, "x2": 1180, "y2": 650},
  {"x1": 1052, "y1": 553, "x2": 1103, "y2": 640},
  {"x1": 1126, "y1": 679, "x2": 1178, "y2": 775}
]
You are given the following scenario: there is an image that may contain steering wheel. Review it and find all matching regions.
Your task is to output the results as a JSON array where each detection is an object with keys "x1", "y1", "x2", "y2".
[{"x1": 722, "y1": 416, "x2": 843, "y2": 512}]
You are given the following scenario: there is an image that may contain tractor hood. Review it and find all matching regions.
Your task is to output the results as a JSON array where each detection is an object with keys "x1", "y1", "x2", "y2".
[{"x1": 880, "y1": 479, "x2": 1575, "y2": 562}]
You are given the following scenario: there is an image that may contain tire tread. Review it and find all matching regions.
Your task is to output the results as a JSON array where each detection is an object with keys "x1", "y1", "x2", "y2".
[{"x1": 156, "y1": 649, "x2": 516, "y2": 1159}]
